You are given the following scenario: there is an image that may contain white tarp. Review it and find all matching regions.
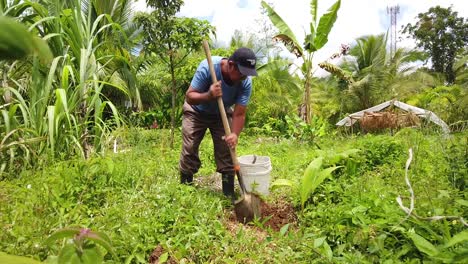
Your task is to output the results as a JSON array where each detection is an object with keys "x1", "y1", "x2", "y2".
[{"x1": 336, "y1": 100, "x2": 450, "y2": 134}]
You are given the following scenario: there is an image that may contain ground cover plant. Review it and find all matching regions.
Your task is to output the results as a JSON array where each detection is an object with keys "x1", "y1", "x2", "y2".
[
  {"x1": 1, "y1": 128, "x2": 466, "y2": 263},
  {"x1": 1, "y1": 1, "x2": 467, "y2": 263}
]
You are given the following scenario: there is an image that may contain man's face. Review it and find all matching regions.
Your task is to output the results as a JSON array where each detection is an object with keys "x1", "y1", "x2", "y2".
[{"x1": 228, "y1": 61, "x2": 247, "y2": 84}]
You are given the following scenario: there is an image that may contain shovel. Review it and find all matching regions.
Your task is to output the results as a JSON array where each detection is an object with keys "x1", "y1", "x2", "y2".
[{"x1": 202, "y1": 40, "x2": 261, "y2": 223}]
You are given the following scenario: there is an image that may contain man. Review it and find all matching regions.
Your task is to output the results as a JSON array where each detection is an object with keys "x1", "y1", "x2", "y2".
[{"x1": 179, "y1": 47, "x2": 257, "y2": 200}]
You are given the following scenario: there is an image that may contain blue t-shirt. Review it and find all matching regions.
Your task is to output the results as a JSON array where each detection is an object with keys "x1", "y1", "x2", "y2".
[{"x1": 190, "y1": 56, "x2": 252, "y2": 114}]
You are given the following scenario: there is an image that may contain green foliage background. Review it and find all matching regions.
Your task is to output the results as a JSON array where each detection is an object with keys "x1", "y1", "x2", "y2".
[{"x1": 1, "y1": 129, "x2": 467, "y2": 263}]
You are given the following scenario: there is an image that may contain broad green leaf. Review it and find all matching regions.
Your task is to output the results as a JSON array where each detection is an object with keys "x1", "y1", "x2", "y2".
[
  {"x1": 58, "y1": 244, "x2": 80, "y2": 264},
  {"x1": 92, "y1": 230, "x2": 113, "y2": 245},
  {"x1": 270, "y1": 179, "x2": 295, "y2": 190},
  {"x1": 313, "y1": 0, "x2": 341, "y2": 51},
  {"x1": 351, "y1": 205, "x2": 368, "y2": 214},
  {"x1": 301, "y1": 158, "x2": 341, "y2": 209},
  {"x1": 44, "y1": 227, "x2": 81, "y2": 245},
  {"x1": 45, "y1": 57, "x2": 61, "y2": 98},
  {"x1": 261, "y1": 1, "x2": 303, "y2": 57},
  {"x1": 319, "y1": 166, "x2": 341, "y2": 180},
  {"x1": 338, "y1": 149, "x2": 361, "y2": 158},
  {"x1": 81, "y1": 246, "x2": 103, "y2": 264},
  {"x1": 408, "y1": 232, "x2": 439, "y2": 257},
  {"x1": 55, "y1": 89, "x2": 71, "y2": 128},
  {"x1": 314, "y1": 237, "x2": 326, "y2": 248},
  {"x1": 310, "y1": 0, "x2": 318, "y2": 25},
  {"x1": 301, "y1": 157, "x2": 323, "y2": 209},
  {"x1": 444, "y1": 230, "x2": 468, "y2": 248},
  {"x1": 2, "y1": 110, "x2": 10, "y2": 132},
  {"x1": 455, "y1": 199, "x2": 468, "y2": 207},
  {"x1": 280, "y1": 224, "x2": 290, "y2": 236},
  {"x1": 0, "y1": 252, "x2": 42, "y2": 264},
  {"x1": 159, "y1": 252, "x2": 169, "y2": 263},
  {"x1": 0, "y1": 16, "x2": 34, "y2": 60},
  {"x1": 437, "y1": 190, "x2": 450, "y2": 198},
  {"x1": 86, "y1": 232, "x2": 117, "y2": 259},
  {"x1": 323, "y1": 240, "x2": 333, "y2": 260},
  {"x1": 328, "y1": 149, "x2": 360, "y2": 164}
]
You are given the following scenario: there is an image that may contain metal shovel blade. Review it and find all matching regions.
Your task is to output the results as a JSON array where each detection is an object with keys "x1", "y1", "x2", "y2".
[{"x1": 234, "y1": 171, "x2": 262, "y2": 223}]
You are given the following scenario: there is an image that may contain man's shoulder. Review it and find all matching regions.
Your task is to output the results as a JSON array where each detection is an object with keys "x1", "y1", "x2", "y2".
[
  {"x1": 242, "y1": 78, "x2": 253, "y2": 88},
  {"x1": 198, "y1": 56, "x2": 223, "y2": 69}
]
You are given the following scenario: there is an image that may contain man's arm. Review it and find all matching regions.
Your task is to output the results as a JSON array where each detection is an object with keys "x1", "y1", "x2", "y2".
[
  {"x1": 225, "y1": 104, "x2": 246, "y2": 148},
  {"x1": 185, "y1": 81, "x2": 222, "y2": 105}
]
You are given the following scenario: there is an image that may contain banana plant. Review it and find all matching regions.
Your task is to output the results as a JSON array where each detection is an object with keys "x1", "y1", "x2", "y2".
[{"x1": 261, "y1": 0, "x2": 341, "y2": 123}]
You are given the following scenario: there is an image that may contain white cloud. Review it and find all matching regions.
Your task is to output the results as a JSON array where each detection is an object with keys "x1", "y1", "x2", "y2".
[{"x1": 133, "y1": 0, "x2": 467, "y2": 75}]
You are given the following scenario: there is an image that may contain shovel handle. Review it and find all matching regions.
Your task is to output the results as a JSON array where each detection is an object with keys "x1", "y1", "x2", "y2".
[{"x1": 202, "y1": 40, "x2": 241, "y2": 171}]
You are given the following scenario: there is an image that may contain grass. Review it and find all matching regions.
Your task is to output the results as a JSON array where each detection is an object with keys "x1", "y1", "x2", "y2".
[{"x1": 0, "y1": 128, "x2": 466, "y2": 263}]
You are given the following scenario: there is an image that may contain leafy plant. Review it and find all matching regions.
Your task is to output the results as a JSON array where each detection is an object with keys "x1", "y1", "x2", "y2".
[
  {"x1": 134, "y1": 0, "x2": 215, "y2": 147},
  {"x1": 1, "y1": 124, "x2": 467, "y2": 263},
  {"x1": 271, "y1": 153, "x2": 346, "y2": 210},
  {"x1": 406, "y1": 229, "x2": 468, "y2": 262},
  {"x1": 402, "y1": 6, "x2": 468, "y2": 84},
  {"x1": 261, "y1": 0, "x2": 341, "y2": 123},
  {"x1": 300, "y1": 156, "x2": 341, "y2": 210},
  {"x1": 45, "y1": 227, "x2": 116, "y2": 264},
  {"x1": 0, "y1": 0, "x2": 138, "y2": 176}
]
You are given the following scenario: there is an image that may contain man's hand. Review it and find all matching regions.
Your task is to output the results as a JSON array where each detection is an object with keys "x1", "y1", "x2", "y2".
[
  {"x1": 209, "y1": 81, "x2": 222, "y2": 99},
  {"x1": 223, "y1": 133, "x2": 238, "y2": 149}
]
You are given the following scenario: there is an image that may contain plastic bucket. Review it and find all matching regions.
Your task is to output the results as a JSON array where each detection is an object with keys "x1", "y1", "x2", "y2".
[{"x1": 238, "y1": 155, "x2": 272, "y2": 195}]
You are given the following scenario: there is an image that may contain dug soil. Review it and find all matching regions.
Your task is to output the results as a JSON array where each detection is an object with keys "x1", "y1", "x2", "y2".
[
  {"x1": 149, "y1": 199, "x2": 297, "y2": 263},
  {"x1": 258, "y1": 199, "x2": 298, "y2": 231},
  {"x1": 149, "y1": 175, "x2": 298, "y2": 263}
]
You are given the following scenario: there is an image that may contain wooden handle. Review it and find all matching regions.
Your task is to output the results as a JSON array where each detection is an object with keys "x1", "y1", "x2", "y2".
[{"x1": 202, "y1": 40, "x2": 240, "y2": 170}]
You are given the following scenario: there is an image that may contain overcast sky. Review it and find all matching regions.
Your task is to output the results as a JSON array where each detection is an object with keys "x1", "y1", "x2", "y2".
[{"x1": 133, "y1": 0, "x2": 467, "y2": 76}]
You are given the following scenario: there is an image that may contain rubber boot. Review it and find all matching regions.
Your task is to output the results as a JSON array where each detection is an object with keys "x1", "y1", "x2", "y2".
[
  {"x1": 180, "y1": 172, "x2": 193, "y2": 185},
  {"x1": 222, "y1": 173, "x2": 235, "y2": 202}
]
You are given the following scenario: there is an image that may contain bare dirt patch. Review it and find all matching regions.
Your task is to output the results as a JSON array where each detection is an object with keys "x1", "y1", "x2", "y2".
[
  {"x1": 195, "y1": 174, "x2": 298, "y2": 231},
  {"x1": 148, "y1": 245, "x2": 177, "y2": 264},
  {"x1": 259, "y1": 199, "x2": 298, "y2": 231},
  {"x1": 227, "y1": 198, "x2": 298, "y2": 230}
]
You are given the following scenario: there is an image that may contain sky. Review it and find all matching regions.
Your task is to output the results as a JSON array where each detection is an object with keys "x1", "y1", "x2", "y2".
[{"x1": 133, "y1": 0, "x2": 467, "y2": 76}]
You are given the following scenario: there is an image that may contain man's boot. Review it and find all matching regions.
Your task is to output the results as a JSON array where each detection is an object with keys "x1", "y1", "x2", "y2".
[
  {"x1": 222, "y1": 173, "x2": 235, "y2": 201},
  {"x1": 180, "y1": 172, "x2": 193, "y2": 185}
]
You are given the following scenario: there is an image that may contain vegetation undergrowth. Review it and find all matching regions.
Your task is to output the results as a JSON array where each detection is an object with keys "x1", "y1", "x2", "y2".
[{"x1": 1, "y1": 128, "x2": 467, "y2": 263}]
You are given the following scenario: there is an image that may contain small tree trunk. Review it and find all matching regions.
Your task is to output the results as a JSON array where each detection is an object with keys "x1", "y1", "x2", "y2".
[
  {"x1": 304, "y1": 77, "x2": 311, "y2": 124},
  {"x1": 303, "y1": 62, "x2": 313, "y2": 124},
  {"x1": 169, "y1": 57, "x2": 176, "y2": 148}
]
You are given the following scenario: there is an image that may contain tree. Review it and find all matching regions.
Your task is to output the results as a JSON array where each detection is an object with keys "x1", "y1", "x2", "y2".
[
  {"x1": 402, "y1": 6, "x2": 468, "y2": 84},
  {"x1": 250, "y1": 55, "x2": 302, "y2": 127},
  {"x1": 319, "y1": 34, "x2": 428, "y2": 115},
  {"x1": 135, "y1": 0, "x2": 214, "y2": 147},
  {"x1": 261, "y1": 0, "x2": 341, "y2": 124}
]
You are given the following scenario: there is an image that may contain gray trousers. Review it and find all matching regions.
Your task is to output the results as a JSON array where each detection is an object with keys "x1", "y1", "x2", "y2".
[{"x1": 179, "y1": 102, "x2": 234, "y2": 175}]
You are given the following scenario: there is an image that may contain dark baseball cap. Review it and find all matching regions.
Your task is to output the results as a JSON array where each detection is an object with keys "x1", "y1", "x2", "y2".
[{"x1": 229, "y1": 47, "x2": 258, "y2": 76}]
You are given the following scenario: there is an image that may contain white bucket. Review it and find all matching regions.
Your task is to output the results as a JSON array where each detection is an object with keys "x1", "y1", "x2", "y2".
[{"x1": 238, "y1": 155, "x2": 272, "y2": 195}]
